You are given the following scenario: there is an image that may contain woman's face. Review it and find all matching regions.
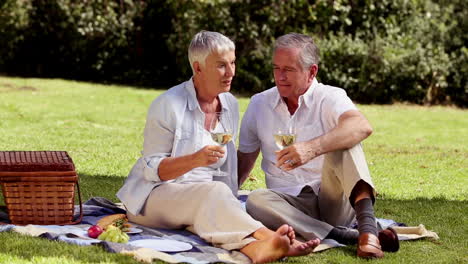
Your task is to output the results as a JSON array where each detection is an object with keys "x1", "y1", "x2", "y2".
[{"x1": 198, "y1": 50, "x2": 236, "y2": 96}]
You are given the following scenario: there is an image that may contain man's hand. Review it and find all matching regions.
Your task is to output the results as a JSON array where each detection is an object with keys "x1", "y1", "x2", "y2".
[
  {"x1": 275, "y1": 110, "x2": 372, "y2": 171},
  {"x1": 276, "y1": 139, "x2": 322, "y2": 171}
]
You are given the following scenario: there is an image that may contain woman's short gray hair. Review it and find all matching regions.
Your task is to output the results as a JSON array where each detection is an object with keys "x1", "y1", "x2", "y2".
[
  {"x1": 188, "y1": 31, "x2": 235, "y2": 75},
  {"x1": 274, "y1": 33, "x2": 320, "y2": 70}
]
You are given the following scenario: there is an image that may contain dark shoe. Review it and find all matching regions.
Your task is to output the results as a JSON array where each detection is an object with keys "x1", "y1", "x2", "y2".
[
  {"x1": 357, "y1": 233, "x2": 384, "y2": 258},
  {"x1": 379, "y1": 227, "x2": 400, "y2": 252}
]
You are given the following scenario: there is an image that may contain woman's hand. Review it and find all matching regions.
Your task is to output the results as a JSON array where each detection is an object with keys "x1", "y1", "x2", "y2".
[
  {"x1": 158, "y1": 145, "x2": 226, "y2": 181},
  {"x1": 194, "y1": 145, "x2": 225, "y2": 167}
]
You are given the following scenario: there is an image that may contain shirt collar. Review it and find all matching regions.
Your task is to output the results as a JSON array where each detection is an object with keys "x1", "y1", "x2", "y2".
[
  {"x1": 185, "y1": 77, "x2": 229, "y2": 112},
  {"x1": 270, "y1": 78, "x2": 318, "y2": 110},
  {"x1": 302, "y1": 78, "x2": 318, "y2": 109},
  {"x1": 185, "y1": 78, "x2": 199, "y2": 112},
  {"x1": 271, "y1": 88, "x2": 283, "y2": 109}
]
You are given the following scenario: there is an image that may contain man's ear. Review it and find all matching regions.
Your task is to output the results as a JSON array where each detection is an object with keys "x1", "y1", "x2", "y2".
[
  {"x1": 309, "y1": 64, "x2": 318, "y2": 82},
  {"x1": 193, "y1": 61, "x2": 202, "y2": 74}
]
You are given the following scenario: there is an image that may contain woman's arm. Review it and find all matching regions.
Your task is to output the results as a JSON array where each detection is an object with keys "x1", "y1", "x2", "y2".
[{"x1": 158, "y1": 145, "x2": 225, "y2": 181}]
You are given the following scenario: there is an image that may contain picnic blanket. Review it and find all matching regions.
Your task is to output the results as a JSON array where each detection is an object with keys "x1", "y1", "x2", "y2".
[{"x1": 0, "y1": 197, "x2": 439, "y2": 263}]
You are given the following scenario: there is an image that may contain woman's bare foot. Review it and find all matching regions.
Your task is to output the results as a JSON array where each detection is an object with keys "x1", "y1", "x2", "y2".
[
  {"x1": 241, "y1": 225, "x2": 291, "y2": 263},
  {"x1": 285, "y1": 225, "x2": 295, "y2": 245},
  {"x1": 286, "y1": 238, "x2": 321, "y2": 257}
]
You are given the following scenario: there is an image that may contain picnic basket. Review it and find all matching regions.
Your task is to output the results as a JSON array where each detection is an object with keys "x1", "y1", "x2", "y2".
[{"x1": 0, "y1": 151, "x2": 83, "y2": 225}]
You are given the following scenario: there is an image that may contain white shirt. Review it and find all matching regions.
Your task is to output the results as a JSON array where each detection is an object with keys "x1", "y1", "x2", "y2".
[
  {"x1": 239, "y1": 78, "x2": 356, "y2": 196},
  {"x1": 117, "y1": 78, "x2": 239, "y2": 215}
]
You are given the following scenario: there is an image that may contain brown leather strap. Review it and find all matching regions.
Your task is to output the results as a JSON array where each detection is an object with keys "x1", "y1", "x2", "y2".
[
  {"x1": 359, "y1": 233, "x2": 382, "y2": 249},
  {"x1": 69, "y1": 182, "x2": 83, "y2": 225},
  {"x1": 0, "y1": 205, "x2": 8, "y2": 225}
]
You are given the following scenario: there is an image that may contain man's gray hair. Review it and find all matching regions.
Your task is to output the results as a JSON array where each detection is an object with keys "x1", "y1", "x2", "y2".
[
  {"x1": 274, "y1": 33, "x2": 320, "y2": 70},
  {"x1": 188, "y1": 31, "x2": 235, "y2": 75}
]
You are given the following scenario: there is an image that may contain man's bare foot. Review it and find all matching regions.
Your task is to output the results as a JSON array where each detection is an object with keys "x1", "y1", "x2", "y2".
[
  {"x1": 241, "y1": 225, "x2": 291, "y2": 263},
  {"x1": 286, "y1": 238, "x2": 321, "y2": 257}
]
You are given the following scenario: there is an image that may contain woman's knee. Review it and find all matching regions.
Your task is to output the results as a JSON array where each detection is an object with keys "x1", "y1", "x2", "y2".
[{"x1": 197, "y1": 181, "x2": 233, "y2": 198}]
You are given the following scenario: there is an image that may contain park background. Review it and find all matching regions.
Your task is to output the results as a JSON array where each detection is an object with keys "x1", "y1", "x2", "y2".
[
  {"x1": 0, "y1": 0, "x2": 467, "y2": 263},
  {"x1": 1, "y1": 0, "x2": 467, "y2": 107}
]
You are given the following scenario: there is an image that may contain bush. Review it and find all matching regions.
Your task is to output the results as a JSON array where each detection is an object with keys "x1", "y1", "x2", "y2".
[
  {"x1": 312, "y1": 0, "x2": 465, "y2": 105},
  {"x1": 0, "y1": 0, "x2": 34, "y2": 68},
  {"x1": 135, "y1": 0, "x2": 468, "y2": 106},
  {"x1": 0, "y1": 0, "x2": 146, "y2": 82},
  {"x1": 0, "y1": 0, "x2": 466, "y2": 107}
]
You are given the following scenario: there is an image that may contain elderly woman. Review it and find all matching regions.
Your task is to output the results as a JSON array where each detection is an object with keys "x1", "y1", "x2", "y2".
[{"x1": 117, "y1": 31, "x2": 319, "y2": 263}]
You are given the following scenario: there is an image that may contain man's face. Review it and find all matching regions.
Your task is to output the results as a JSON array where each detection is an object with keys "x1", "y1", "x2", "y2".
[
  {"x1": 273, "y1": 48, "x2": 314, "y2": 99},
  {"x1": 198, "y1": 50, "x2": 236, "y2": 95}
]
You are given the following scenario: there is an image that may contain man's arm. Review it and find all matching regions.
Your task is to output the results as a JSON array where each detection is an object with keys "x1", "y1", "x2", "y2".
[
  {"x1": 317, "y1": 109, "x2": 373, "y2": 153},
  {"x1": 277, "y1": 110, "x2": 372, "y2": 170},
  {"x1": 237, "y1": 149, "x2": 260, "y2": 187}
]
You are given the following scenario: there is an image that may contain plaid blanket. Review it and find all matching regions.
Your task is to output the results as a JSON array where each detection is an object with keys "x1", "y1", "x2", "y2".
[{"x1": 0, "y1": 197, "x2": 438, "y2": 263}]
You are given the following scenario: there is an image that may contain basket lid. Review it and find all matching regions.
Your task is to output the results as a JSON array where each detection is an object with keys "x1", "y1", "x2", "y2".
[{"x1": 0, "y1": 151, "x2": 75, "y2": 172}]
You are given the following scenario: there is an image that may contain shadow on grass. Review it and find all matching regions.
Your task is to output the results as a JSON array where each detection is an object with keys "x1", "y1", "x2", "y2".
[
  {"x1": 375, "y1": 197, "x2": 466, "y2": 235},
  {"x1": 77, "y1": 173, "x2": 127, "y2": 203},
  {"x1": 321, "y1": 197, "x2": 467, "y2": 260},
  {"x1": 284, "y1": 197, "x2": 467, "y2": 263}
]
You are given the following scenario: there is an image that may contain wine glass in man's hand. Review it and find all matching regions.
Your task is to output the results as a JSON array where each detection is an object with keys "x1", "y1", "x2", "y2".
[
  {"x1": 273, "y1": 120, "x2": 296, "y2": 150},
  {"x1": 274, "y1": 120, "x2": 297, "y2": 171}
]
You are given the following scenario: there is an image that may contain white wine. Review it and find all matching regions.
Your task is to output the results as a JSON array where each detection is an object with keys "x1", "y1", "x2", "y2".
[
  {"x1": 274, "y1": 134, "x2": 296, "y2": 149},
  {"x1": 211, "y1": 133, "x2": 233, "y2": 145}
]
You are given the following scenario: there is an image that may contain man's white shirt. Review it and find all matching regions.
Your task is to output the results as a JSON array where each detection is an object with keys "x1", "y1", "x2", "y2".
[{"x1": 239, "y1": 78, "x2": 357, "y2": 196}]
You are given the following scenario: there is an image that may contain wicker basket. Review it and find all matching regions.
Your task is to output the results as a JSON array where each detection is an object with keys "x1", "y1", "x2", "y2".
[{"x1": 0, "y1": 151, "x2": 83, "y2": 225}]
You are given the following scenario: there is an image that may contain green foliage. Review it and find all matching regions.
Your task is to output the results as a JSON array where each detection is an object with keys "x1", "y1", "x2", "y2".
[
  {"x1": 0, "y1": 0, "x2": 146, "y2": 81},
  {"x1": 318, "y1": 31, "x2": 453, "y2": 104},
  {"x1": 0, "y1": 0, "x2": 34, "y2": 64},
  {"x1": 0, "y1": 0, "x2": 466, "y2": 106},
  {"x1": 315, "y1": 0, "x2": 466, "y2": 105}
]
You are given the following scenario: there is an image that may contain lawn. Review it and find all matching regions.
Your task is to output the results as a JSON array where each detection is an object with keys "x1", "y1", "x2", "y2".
[{"x1": 0, "y1": 76, "x2": 466, "y2": 263}]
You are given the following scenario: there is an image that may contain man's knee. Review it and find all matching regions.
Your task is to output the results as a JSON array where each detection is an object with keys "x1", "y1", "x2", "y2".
[
  {"x1": 324, "y1": 143, "x2": 363, "y2": 165},
  {"x1": 246, "y1": 189, "x2": 275, "y2": 214}
]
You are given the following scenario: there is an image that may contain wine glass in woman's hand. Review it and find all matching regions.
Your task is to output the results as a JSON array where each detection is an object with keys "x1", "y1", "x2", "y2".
[{"x1": 209, "y1": 111, "x2": 233, "y2": 176}]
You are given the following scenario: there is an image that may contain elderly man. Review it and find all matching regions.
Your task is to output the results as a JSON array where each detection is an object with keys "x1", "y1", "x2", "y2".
[
  {"x1": 117, "y1": 31, "x2": 319, "y2": 263},
  {"x1": 238, "y1": 33, "x2": 399, "y2": 259}
]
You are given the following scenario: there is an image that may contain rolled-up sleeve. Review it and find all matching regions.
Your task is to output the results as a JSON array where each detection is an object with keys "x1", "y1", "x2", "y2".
[
  {"x1": 141, "y1": 96, "x2": 177, "y2": 182},
  {"x1": 322, "y1": 89, "x2": 357, "y2": 129}
]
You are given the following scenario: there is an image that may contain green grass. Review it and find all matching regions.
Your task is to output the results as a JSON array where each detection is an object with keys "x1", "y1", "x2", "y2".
[{"x1": 0, "y1": 76, "x2": 467, "y2": 263}]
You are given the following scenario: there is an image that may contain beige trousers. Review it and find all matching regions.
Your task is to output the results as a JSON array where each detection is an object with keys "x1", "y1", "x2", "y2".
[
  {"x1": 127, "y1": 181, "x2": 264, "y2": 250},
  {"x1": 246, "y1": 143, "x2": 375, "y2": 240}
]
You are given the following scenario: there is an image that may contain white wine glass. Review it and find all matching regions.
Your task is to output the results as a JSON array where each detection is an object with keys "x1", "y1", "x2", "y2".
[
  {"x1": 273, "y1": 119, "x2": 296, "y2": 150},
  {"x1": 273, "y1": 119, "x2": 296, "y2": 172},
  {"x1": 209, "y1": 111, "x2": 233, "y2": 177}
]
